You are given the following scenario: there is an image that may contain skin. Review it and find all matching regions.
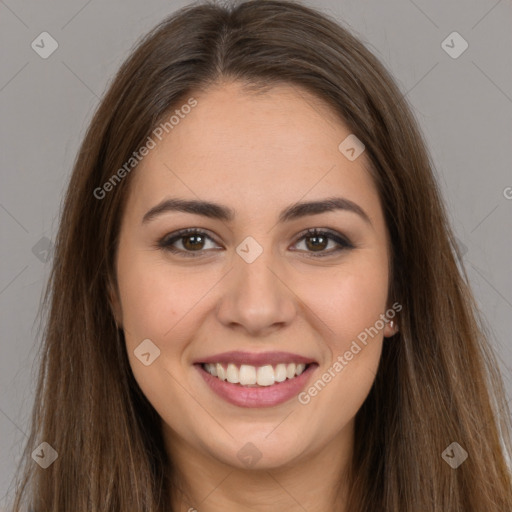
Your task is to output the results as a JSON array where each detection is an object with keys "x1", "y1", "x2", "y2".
[{"x1": 111, "y1": 81, "x2": 397, "y2": 512}]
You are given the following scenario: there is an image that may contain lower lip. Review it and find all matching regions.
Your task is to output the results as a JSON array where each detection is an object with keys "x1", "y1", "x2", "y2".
[{"x1": 195, "y1": 363, "x2": 318, "y2": 408}]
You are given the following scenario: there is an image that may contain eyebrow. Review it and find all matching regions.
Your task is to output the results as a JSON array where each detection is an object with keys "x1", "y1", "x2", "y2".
[{"x1": 142, "y1": 196, "x2": 372, "y2": 226}]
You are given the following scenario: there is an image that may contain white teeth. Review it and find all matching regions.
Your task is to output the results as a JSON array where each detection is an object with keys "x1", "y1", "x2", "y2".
[
  {"x1": 256, "y1": 365, "x2": 275, "y2": 386},
  {"x1": 226, "y1": 363, "x2": 239, "y2": 383},
  {"x1": 216, "y1": 363, "x2": 226, "y2": 381},
  {"x1": 203, "y1": 362, "x2": 310, "y2": 386},
  {"x1": 286, "y1": 363, "x2": 296, "y2": 379},
  {"x1": 205, "y1": 363, "x2": 217, "y2": 377},
  {"x1": 275, "y1": 363, "x2": 287, "y2": 382},
  {"x1": 239, "y1": 365, "x2": 257, "y2": 385}
]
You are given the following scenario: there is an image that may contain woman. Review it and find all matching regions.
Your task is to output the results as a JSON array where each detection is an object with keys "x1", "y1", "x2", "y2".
[{"x1": 11, "y1": 0, "x2": 512, "y2": 510}]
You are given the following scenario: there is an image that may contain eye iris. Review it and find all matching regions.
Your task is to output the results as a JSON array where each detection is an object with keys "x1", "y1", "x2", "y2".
[
  {"x1": 306, "y1": 234, "x2": 327, "y2": 252},
  {"x1": 183, "y1": 234, "x2": 204, "y2": 251}
]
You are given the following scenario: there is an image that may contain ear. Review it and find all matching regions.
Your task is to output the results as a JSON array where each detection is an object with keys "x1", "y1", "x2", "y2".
[
  {"x1": 383, "y1": 318, "x2": 399, "y2": 338},
  {"x1": 107, "y1": 279, "x2": 123, "y2": 328}
]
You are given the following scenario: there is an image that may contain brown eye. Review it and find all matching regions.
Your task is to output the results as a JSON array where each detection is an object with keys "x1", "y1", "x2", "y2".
[
  {"x1": 292, "y1": 228, "x2": 353, "y2": 257},
  {"x1": 181, "y1": 233, "x2": 206, "y2": 251},
  {"x1": 158, "y1": 227, "x2": 353, "y2": 259},
  {"x1": 304, "y1": 233, "x2": 329, "y2": 251},
  {"x1": 159, "y1": 229, "x2": 220, "y2": 258}
]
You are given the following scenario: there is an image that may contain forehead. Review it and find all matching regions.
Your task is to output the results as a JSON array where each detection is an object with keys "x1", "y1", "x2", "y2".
[{"x1": 125, "y1": 81, "x2": 381, "y2": 226}]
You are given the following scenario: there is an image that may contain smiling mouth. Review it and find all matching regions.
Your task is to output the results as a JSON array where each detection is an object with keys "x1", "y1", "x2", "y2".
[{"x1": 200, "y1": 362, "x2": 314, "y2": 387}]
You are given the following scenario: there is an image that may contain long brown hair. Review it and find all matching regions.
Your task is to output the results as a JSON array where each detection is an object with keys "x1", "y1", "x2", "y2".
[{"x1": 10, "y1": 1, "x2": 512, "y2": 510}]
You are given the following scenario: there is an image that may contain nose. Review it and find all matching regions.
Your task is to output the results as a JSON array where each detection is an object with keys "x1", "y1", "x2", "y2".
[{"x1": 215, "y1": 246, "x2": 297, "y2": 337}]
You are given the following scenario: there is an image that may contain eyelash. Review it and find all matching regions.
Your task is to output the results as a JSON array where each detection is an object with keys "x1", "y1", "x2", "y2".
[{"x1": 157, "y1": 227, "x2": 354, "y2": 259}]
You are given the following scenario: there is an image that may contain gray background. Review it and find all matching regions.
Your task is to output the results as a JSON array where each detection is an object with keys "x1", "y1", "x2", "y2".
[{"x1": 1, "y1": 0, "x2": 511, "y2": 508}]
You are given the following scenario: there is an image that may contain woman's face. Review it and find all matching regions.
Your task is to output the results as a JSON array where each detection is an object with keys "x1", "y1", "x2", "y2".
[{"x1": 113, "y1": 81, "x2": 395, "y2": 471}]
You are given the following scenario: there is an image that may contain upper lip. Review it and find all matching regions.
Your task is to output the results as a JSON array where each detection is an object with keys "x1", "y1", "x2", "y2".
[{"x1": 195, "y1": 351, "x2": 317, "y2": 366}]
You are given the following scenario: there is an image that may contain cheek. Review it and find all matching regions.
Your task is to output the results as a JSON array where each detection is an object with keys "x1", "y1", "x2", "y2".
[
  {"x1": 299, "y1": 269, "x2": 387, "y2": 428},
  {"x1": 118, "y1": 267, "x2": 168, "y2": 338},
  {"x1": 116, "y1": 249, "x2": 220, "y2": 374},
  {"x1": 295, "y1": 258, "x2": 388, "y2": 423},
  {"x1": 116, "y1": 254, "x2": 193, "y2": 414},
  {"x1": 116, "y1": 235, "x2": 198, "y2": 326},
  {"x1": 295, "y1": 254, "x2": 388, "y2": 407},
  {"x1": 115, "y1": 247, "x2": 188, "y2": 361},
  {"x1": 302, "y1": 256, "x2": 389, "y2": 344}
]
